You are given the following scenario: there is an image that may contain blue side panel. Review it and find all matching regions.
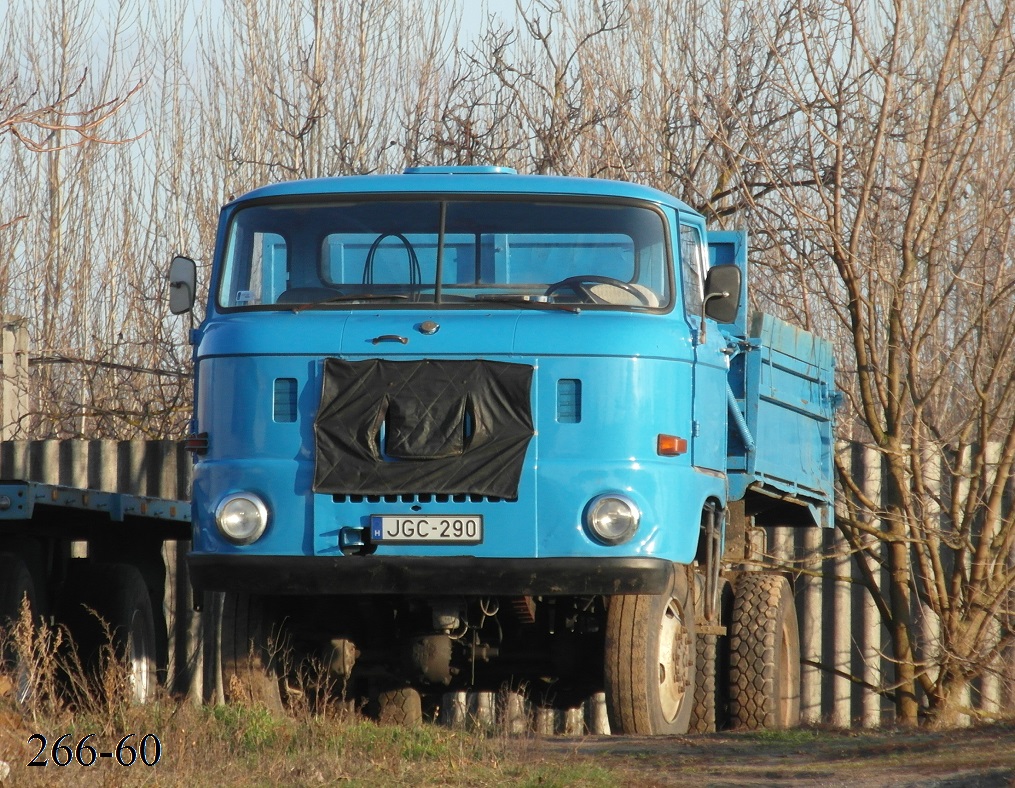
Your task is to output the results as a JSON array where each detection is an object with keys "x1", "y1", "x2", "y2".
[
  {"x1": 708, "y1": 229, "x2": 836, "y2": 524},
  {"x1": 727, "y1": 313, "x2": 837, "y2": 526}
]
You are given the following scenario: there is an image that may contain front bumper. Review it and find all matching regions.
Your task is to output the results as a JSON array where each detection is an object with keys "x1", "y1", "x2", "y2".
[{"x1": 187, "y1": 554, "x2": 673, "y2": 596}]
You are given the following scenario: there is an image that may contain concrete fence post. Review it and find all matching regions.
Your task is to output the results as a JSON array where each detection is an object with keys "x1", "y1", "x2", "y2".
[
  {"x1": 799, "y1": 524, "x2": 823, "y2": 724},
  {"x1": 1, "y1": 316, "x2": 29, "y2": 441},
  {"x1": 859, "y1": 444, "x2": 885, "y2": 727}
]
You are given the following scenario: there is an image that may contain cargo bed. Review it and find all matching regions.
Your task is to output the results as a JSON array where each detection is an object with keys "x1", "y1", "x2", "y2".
[{"x1": 726, "y1": 312, "x2": 838, "y2": 527}]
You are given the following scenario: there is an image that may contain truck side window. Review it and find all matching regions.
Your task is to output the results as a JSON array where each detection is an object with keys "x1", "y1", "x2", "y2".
[
  {"x1": 219, "y1": 229, "x2": 286, "y2": 307},
  {"x1": 679, "y1": 224, "x2": 706, "y2": 318}
]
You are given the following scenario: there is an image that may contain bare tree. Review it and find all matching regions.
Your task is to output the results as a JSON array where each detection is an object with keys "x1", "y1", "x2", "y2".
[
  {"x1": 196, "y1": 0, "x2": 453, "y2": 184},
  {"x1": 704, "y1": 0, "x2": 1015, "y2": 724},
  {"x1": 460, "y1": 0, "x2": 1015, "y2": 725},
  {"x1": 437, "y1": 0, "x2": 638, "y2": 173},
  {"x1": 0, "y1": 0, "x2": 153, "y2": 438},
  {"x1": 3, "y1": 0, "x2": 1014, "y2": 726}
]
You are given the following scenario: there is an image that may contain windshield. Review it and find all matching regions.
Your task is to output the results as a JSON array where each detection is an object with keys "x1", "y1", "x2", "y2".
[{"x1": 217, "y1": 198, "x2": 671, "y2": 310}]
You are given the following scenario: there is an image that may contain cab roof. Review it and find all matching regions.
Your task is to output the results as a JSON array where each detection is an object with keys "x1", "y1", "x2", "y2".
[{"x1": 229, "y1": 166, "x2": 699, "y2": 216}]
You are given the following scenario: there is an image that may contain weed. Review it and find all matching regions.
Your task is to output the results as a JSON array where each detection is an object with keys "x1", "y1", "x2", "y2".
[
  {"x1": 1, "y1": 598, "x2": 70, "y2": 722},
  {"x1": 210, "y1": 702, "x2": 287, "y2": 753},
  {"x1": 739, "y1": 726, "x2": 823, "y2": 745},
  {"x1": 511, "y1": 763, "x2": 620, "y2": 788}
]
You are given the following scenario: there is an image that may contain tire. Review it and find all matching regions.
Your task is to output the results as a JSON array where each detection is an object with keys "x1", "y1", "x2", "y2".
[
  {"x1": 604, "y1": 567, "x2": 696, "y2": 735},
  {"x1": 0, "y1": 552, "x2": 37, "y2": 628},
  {"x1": 729, "y1": 573, "x2": 801, "y2": 729},
  {"x1": 0, "y1": 553, "x2": 38, "y2": 707},
  {"x1": 690, "y1": 576, "x2": 733, "y2": 733},
  {"x1": 220, "y1": 592, "x2": 286, "y2": 711},
  {"x1": 57, "y1": 561, "x2": 157, "y2": 704},
  {"x1": 374, "y1": 685, "x2": 423, "y2": 726}
]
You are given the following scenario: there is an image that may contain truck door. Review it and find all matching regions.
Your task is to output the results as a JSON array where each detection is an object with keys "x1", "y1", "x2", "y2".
[{"x1": 679, "y1": 219, "x2": 728, "y2": 472}]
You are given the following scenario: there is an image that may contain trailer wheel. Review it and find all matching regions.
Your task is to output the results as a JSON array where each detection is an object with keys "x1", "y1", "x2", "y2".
[
  {"x1": 690, "y1": 576, "x2": 733, "y2": 733},
  {"x1": 0, "y1": 553, "x2": 38, "y2": 707},
  {"x1": 220, "y1": 592, "x2": 287, "y2": 711},
  {"x1": 604, "y1": 568, "x2": 696, "y2": 735},
  {"x1": 729, "y1": 573, "x2": 800, "y2": 729},
  {"x1": 373, "y1": 685, "x2": 423, "y2": 726},
  {"x1": 0, "y1": 552, "x2": 37, "y2": 628},
  {"x1": 57, "y1": 562, "x2": 157, "y2": 704}
]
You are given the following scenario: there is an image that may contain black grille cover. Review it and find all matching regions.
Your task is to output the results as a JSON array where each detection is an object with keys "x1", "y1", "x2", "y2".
[{"x1": 313, "y1": 358, "x2": 534, "y2": 498}]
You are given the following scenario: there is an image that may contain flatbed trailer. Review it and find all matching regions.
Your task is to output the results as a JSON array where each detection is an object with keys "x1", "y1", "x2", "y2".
[
  {"x1": 0, "y1": 480, "x2": 191, "y2": 526},
  {"x1": 0, "y1": 480, "x2": 191, "y2": 702}
]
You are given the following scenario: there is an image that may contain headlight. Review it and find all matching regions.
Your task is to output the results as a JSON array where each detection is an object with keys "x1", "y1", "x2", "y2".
[
  {"x1": 584, "y1": 494, "x2": 641, "y2": 545},
  {"x1": 215, "y1": 493, "x2": 269, "y2": 545}
]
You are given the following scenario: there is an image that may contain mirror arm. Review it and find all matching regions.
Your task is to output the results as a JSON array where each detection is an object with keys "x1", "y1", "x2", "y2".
[{"x1": 699, "y1": 290, "x2": 729, "y2": 344}]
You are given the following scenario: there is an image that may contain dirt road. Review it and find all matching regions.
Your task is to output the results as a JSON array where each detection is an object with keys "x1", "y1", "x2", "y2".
[{"x1": 550, "y1": 723, "x2": 1015, "y2": 787}]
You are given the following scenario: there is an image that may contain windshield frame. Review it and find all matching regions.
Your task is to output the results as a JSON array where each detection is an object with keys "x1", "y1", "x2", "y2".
[{"x1": 213, "y1": 193, "x2": 676, "y2": 314}]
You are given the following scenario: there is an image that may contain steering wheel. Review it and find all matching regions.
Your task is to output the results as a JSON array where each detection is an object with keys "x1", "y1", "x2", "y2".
[{"x1": 544, "y1": 275, "x2": 654, "y2": 306}]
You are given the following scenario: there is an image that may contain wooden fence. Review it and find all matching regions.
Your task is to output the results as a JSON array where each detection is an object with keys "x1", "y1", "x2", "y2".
[{"x1": 2, "y1": 438, "x2": 1013, "y2": 728}]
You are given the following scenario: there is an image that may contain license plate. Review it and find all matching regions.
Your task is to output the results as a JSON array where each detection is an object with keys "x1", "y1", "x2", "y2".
[{"x1": 370, "y1": 515, "x2": 484, "y2": 544}]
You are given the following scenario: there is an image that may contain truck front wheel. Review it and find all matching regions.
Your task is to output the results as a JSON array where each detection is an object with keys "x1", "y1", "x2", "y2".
[
  {"x1": 373, "y1": 684, "x2": 423, "y2": 726},
  {"x1": 220, "y1": 592, "x2": 287, "y2": 711},
  {"x1": 729, "y1": 573, "x2": 800, "y2": 729},
  {"x1": 604, "y1": 568, "x2": 696, "y2": 734}
]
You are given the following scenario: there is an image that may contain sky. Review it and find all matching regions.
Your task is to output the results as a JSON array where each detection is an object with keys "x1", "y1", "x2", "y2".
[{"x1": 458, "y1": 0, "x2": 521, "y2": 38}]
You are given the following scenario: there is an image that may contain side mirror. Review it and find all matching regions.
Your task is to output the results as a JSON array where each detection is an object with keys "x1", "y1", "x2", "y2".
[
  {"x1": 169, "y1": 256, "x2": 197, "y2": 315},
  {"x1": 702, "y1": 264, "x2": 742, "y2": 324}
]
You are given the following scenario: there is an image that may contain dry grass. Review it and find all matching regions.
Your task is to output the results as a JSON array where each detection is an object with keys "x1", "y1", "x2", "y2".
[
  {"x1": 0, "y1": 701, "x2": 621, "y2": 787},
  {"x1": 4, "y1": 604, "x2": 1015, "y2": 787},
  {"x1": 0, "y1": 605, "x2": 618, "y2": 787}
]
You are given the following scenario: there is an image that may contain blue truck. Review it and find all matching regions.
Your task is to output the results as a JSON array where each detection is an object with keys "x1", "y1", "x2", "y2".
[{"x1": 167, "y1": 166, "x2": 837, "y2": 734}]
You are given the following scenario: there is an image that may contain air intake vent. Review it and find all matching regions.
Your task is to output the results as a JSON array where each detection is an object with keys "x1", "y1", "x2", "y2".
[
  {"x1": 273, "y1": 378, "x2": 297, "y2": 422},
  {"x1": 556, "y1": 379, "x2": 582, "y2": 423},
  {"x1": 332, "y1": 493, "x2": 513, "y2": 504}
]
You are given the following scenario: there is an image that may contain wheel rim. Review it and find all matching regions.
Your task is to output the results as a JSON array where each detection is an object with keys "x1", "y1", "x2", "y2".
[
  {"x1": 777, "y1": 613, "x2": 795, "y2": 727},
  {"x1": 657, "y1": 598, "x2": 690, "y2": 722},
  {"x1": 126, "y1": 610, "x2": 152, "y2": 704},
  {"x1": 14, "y1": 653, "x2": 35, "y2": 708},
  {"x1": 7, "y1": 612, "x2": 36, "y2": 708}
]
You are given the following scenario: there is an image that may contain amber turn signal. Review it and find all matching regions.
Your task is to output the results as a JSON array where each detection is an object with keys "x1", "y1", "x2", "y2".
[{"x1": 657, "y1": 434, "x2": 687, "y2": 456}]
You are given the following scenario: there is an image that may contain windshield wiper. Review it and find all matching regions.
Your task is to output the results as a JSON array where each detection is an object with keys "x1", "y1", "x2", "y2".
[
  {"x1": 473, "y1": 296, "x2": 580, "y2": 313},
  {"x1": 290, "y1": 293, "x2": 410, "y2": 313},
  {"x1": 290, "y1": 292, "x2": 580, "y2": 314},
  {"x1": 470, "y1": 295, "x2": 581, "y2": 313}
]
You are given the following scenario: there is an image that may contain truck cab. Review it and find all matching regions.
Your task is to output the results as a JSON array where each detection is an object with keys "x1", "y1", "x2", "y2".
[{"x1": 173, "y1": 166, "x2": 836, "y2": 733}]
